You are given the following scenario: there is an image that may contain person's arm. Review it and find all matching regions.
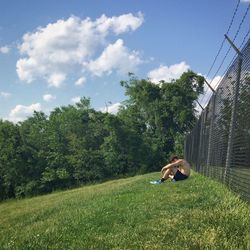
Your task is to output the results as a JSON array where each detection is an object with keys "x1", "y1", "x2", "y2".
[{"x1": 161, "y1": 159, "x2": 183, "y2": 173}]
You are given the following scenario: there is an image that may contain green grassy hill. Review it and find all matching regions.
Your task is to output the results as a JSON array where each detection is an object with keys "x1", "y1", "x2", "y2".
[{"x1": 0, "y1": 171, "x2": 250, "y2": 250}]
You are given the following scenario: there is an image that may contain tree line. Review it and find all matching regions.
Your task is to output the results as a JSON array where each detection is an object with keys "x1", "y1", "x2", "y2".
[{"x1": 0, "y1": 71, "x2": 204, "y2": 200}]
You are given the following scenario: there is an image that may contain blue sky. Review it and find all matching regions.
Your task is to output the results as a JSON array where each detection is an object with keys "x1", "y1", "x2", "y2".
[{"x1": 0, "y1": 0, "x2": 249, "y2": 122}]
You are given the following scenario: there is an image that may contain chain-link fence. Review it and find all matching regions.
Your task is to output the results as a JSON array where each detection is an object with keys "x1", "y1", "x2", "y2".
[{"x1": 185, "y1": 38, "x2": 250, "y2": 201}]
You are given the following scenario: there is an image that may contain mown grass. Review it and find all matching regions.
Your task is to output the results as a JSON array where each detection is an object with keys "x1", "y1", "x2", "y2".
[{"x1": 0, "y1": 171, "x2": 250, "y2": 250}]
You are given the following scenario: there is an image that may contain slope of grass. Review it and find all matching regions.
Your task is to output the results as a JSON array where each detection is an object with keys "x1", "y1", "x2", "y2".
[{"x1": 0, "y1": 171, "x2": 250, "y2": 250}]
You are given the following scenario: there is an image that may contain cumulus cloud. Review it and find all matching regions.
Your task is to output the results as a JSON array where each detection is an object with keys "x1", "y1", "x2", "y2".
[
  {"x1": 0, "y1": 91, "x2": 11, "y2": 98},
  {"x1": 8, "y1": 103, "x2": 41, "y2": 123},
  {"x1": 71, "y1": 96, "x2": 81, "y2": 103},
  {"x1": 96, "y1": 12, "x2": 144, "y2": 34},
  {"x1": 108, "y1": 102, "x2": 122, "y2": 114},
  {"x1": 47, "y1": 73, "x2": 66, "y2": 88},
  {"x1": 43, "y1": 94, "x2": 56, "y2": 102},
  {"x1": 0, "y1": 46, "x2": 10, "y2": 54},
  {"x1": 87, "y1": 39, "x2": 142, "y2": 76},
  {"x1": 196, "y1": 75, "x2": 222, "y2": 113},
  {"x1": 16, "y1": 13, "x2": 144, "y2": 87},
  {"x1": 147, "y1": 62, "x2": 190, "y2": 84},
  {"x1": 75, "y1": 76, "x2": 86, "y2": 86},
  {"x1": 206, "y1": 75, "x2": 222, "y2": 90},
  {"x1": 100, "y1": 102, "x2": 122, "y2": 114}
]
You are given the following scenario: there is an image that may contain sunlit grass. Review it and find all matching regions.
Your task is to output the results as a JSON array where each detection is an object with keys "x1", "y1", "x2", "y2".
[{"x1": 0, "y1": 171, "x2": 249, "y2": 249}]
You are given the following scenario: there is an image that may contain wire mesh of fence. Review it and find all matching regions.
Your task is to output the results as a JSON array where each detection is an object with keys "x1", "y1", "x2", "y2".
[{"x1": 185, "y1": 38, "x2": 250, "y2": 202}]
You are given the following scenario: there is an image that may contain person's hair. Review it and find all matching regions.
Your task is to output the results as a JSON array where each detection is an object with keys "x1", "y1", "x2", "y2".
[{"x1": 169, "y1": 155, "x2": 179, "y2": 163}]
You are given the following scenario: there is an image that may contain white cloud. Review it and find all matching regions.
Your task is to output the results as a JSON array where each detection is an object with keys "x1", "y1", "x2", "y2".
[
  {"x1": 75, "y1": 76, "x2": 86, "y2": 86},
  {"x1": 16, "y1": 58, "x2": 37, "y2": 83},
  {"x1": 43, "y1": 94, "x2": 56, "y2": 102},
  {"x1": 16, "y1": 13, "x2": 144, "y2": 87},
  {"x1": 71, "y1": 96, "x2": 81, "y2": 103},
  {"x1": 241, "y1": 0, "x2": 250, "y2": 3},
  {"x1": 87, "y1": 39, "x2": 142, "y2": 76},
  {"x1": 47, "y1": 73, "x2": 66, "y2": 88},
  {"x1": 100, "y1": 102, "x2": 122, "y2": 114},
  {"x1": 8, "y1": 103, "x2": 41, "y2": 123},
  {"x1": 108, "y1": 102, "x2": 122, "y2": 114},
  {"x1": 206, "y1": 75, "x2": 222, "y2": 90},
  {"x1": 0, "y1": 91, "x2": 11, "y2": 98},
  {"x1": 0, "y1": 46, "x2": 10, "y2": 54},
  {"x1": 197, "y1": 75, "x2": 222, "y2": 113},
  {"x1": 96, "y1": 12, "x2": 144, "y2": 35},
  {"x1": 148, "y1": 62, "x2": 190, "y2": 84}
]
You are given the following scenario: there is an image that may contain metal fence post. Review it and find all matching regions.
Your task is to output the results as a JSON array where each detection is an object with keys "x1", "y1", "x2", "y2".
[
  {"x1": 224, "y1": 35, "x2": 243, "y2": 183},
  {"x1": 197, "y1": 112, "x2": 205, "y2": 174},
  {"x1": 204, "y1": 77, "x2": 216, "y2": 172},
  {"x1": 184, "y1": 135, "x2": 188, "y2": 160},
  {"x1": 203, "y1": 107, "x2": 209, "y2": 177},
  {"x1": 206, "y1": 93, "x2": 216, "y2": 176}
]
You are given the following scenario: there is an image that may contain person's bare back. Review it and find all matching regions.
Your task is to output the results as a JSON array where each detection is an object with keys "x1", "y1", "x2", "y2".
[{"x1": 176, "y1": 159, "x2": 190, "y2": 176}]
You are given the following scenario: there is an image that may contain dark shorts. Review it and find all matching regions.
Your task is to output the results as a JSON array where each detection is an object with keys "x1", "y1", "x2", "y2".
[{"x1": 173, "y1": 170, "x2": 189, "y2": 181}]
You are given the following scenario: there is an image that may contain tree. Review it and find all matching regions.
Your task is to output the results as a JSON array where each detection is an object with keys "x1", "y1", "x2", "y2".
[
  {"x1": 0, "y1": 72, "x2": 204, "y2": 200},
  {"x1": 0, "y1": 120, "x2": 23, "y2": 199},
  {"x1": 119, "y1": 71, "x2": 204, "y2": 167},
  {"x1": 17, "y1": 111, "x2": 49, "y2": 196}
]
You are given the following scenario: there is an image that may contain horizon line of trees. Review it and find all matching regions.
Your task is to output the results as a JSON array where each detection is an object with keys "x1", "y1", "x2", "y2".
[{"x1": 0, "y1": 71, "x2": 204, "y2": 200}]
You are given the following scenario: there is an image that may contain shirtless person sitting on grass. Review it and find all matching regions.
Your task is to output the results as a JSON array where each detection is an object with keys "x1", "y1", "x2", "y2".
[{"x1": 150, "y1": 155, "x2": 190, "y2": 184}]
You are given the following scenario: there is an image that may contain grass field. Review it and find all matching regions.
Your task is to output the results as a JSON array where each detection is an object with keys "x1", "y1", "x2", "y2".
[
  {"x1": 196, "y1": 166, "x2": 250, "y2": 201},
  {"x1": 0, "y1": 171, "x2": 250, "y2": 250}
]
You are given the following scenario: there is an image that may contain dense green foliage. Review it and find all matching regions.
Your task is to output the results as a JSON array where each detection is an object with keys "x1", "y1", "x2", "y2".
[
  {"x1": 0, "y1": 172, "x2": 249, "y2": 249},
  {"x1": 0, "y1": 71, "x2": 204, "y2": 200}
]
